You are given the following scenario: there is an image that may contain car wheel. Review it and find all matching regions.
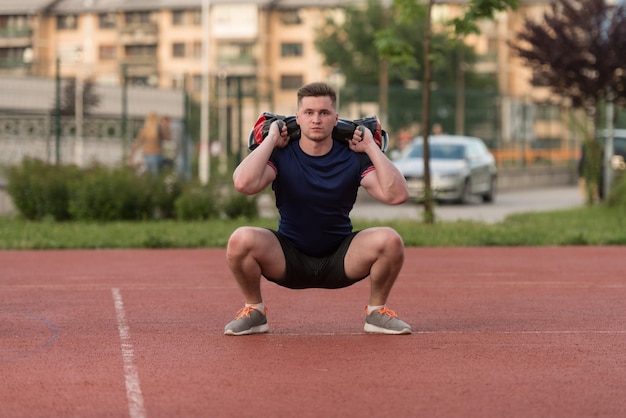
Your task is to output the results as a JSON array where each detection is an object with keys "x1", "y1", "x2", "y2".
[{"x1": 482, "y1": 176, "x2": 496, "y2": 203}]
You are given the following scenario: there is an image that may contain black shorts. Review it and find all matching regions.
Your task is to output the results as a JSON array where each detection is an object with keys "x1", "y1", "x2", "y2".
[{"x1": 264, "y1": 230, "x2": 367, "y2": 289}]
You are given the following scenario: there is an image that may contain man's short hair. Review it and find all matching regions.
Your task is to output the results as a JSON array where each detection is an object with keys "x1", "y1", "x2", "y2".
[{"x1": 297, "y1": 82, "x2": 337, "y2": 109}]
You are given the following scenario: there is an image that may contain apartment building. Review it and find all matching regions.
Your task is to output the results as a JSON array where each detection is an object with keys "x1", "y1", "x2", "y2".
[{"x1": 1, "y1": 0, "x2": 555, "y2": 143}]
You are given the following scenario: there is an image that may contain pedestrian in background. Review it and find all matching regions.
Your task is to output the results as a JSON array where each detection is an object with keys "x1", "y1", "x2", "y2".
[
  {"x1": 577, "y1": 135, "x2": 602, "y2": 205},
  {"x1": 128, "y1": 112, "x2": 169, "y2": 175}
]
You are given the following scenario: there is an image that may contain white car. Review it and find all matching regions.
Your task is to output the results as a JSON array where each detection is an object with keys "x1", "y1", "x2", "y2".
[{"x1": 393, "y1": 135, "x2": 497, "y2": 203}]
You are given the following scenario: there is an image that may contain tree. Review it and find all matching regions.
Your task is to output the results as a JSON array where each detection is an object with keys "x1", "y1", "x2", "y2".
[
  {"x1": 314, "y1": 0, "x2": 490, "y2": 132},
  {"x1": 376, "y1": 0, "x2": 518, "y2": 223},
  {"x1": 511, "y1": 0, "x2": 626, "y2": 203},
  {"x1": 512, "y1": 0, "x2": 626, "y2": 119}
]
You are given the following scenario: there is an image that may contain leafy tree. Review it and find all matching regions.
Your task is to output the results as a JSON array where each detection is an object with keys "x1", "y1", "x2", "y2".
[
  {"x1": 377, "y1": 0, "x2": 517, "y2": 223},
  {"x1": 314, "y1": 0, "x2": 491, "y2": 131},
  {"x1": 511, "y1": 0, "x2": 626, "y2": 120},
  {"x1": 511, "y1": 0, "x2": 626, "y2": 204},
  {"x1": 316, "y1": 0, "x2": 517, "y2": 223}
]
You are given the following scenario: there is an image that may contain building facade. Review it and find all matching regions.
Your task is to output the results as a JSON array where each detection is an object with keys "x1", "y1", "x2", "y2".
[{"x1": 2, "y1": 0, "x2": 568, "y2": 156}]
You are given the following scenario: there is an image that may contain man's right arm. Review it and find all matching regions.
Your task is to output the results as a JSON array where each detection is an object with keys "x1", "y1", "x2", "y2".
[{"x1": 233, "y1": 121, "x2": 287, "y2": 195}]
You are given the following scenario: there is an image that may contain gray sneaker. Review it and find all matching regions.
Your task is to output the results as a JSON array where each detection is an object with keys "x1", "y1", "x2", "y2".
[
  {"x1": 364, "y1": 306, "x2": 412, "y2": 335},
  {"x1": 224, "y1": 306, "x2": 269, "y2": 336}
]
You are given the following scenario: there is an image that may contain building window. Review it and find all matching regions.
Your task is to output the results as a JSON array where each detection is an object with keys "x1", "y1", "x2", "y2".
[
  {"x1": 99, "y1": 45, "x2": 116, "y2": 60},
  {"x1": 280, "y1": 9, "x2": 302, "y2": 25},
  {"x1": 0, "y1": 47, "x2": 24, "y2": 67},
  {"x1": 172, "y1": 43, "x2": 186, "y2": 58},
  {"x1": 280, "y1": 75, "x2": 303, "y2": 90},
  {"x1": 56, "y1": 15, "x2": 77, "y2": 30},
  {"x1": 125, "y1": 45, "x2": 157, "y2": 57},
  {"x1": 191, "y1": 9, "x2": 202, "y2": 26},
  {"x1": 281, "y1": 43, "x2": 303, "y2": 58},
  {"x1": 124, "y1": 11, "x2": 151, "y2": 25},
  {"x1": 216, "y1": 42, "x2": 255, "y2": 64},
  {"x1": 226, "y1": 76, "x2": 256, "y2": 97},
  {"x1": 192, "y1": 41, "x2": 202, "y2": 59},
  {"x1": 192, "y1": 74, "x2": 202, "y2": 92},
  {"x1": 0, "y1": 15, "x2": 29, "y2": 31},
  {"x1": 98, "y1": 13, "x2": 116, "y2": 29},
  {"x1": 172, "y1": 10, "x2": 185, "y2": 26}
]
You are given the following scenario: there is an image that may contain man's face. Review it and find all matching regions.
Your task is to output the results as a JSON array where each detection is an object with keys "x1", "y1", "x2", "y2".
[{"x1": 296, "y1": 96, "x2": 338, "y2": 142}]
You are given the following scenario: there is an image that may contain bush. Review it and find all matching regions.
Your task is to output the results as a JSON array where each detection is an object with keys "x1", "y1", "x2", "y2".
[
  {"x1": 151, "y1": 173, "x2": 184, "y2": 219},
  {"x1": 5, "y1": 159, "x2": 257, "y2": 222},
  {"x1": 222, "y1": 192, "x2": 258, "y2": 219},
  {"x1": 68, "y1": 165, "x2": 157, "y2": 221},
  {"x1": 5, "y1": 158, "x2": 79, "y2": 220},
  {"x1": 606, "y1": 171, "x2": 626, "y2": 208},
  {"x1": 174, "y1": 183, "x2": 220, "y2": 220}
]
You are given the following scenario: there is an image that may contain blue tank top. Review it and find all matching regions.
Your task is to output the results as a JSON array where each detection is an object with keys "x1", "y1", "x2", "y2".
[{"x1": 269, "y1": 139, "x2": 374, "y2": 257}]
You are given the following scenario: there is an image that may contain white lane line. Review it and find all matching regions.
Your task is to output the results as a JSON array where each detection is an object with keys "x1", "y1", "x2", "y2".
[
  {"x1": 267, "y1": 330, "x2": 626, "y2": 336},
  {"x1": 112, "y1": 288, "x2": 147, "y2": 418},
  {"x1": 415, "y1": 330, "x2": 626, "y2": 335}
]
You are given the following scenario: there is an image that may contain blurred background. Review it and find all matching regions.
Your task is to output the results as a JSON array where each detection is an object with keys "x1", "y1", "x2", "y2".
[{"x1": 1, "y1": 0, "x2": 624, "y2": 183}]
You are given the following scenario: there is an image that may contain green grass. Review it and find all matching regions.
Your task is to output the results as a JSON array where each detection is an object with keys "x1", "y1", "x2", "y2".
[{"x1": 1, "y1": 206, "x2": 625, "y2": 250}]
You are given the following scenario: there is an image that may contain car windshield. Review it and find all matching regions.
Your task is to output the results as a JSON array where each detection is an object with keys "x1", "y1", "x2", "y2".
[{"x1": 406, "y1": 143, "x2": 466, "y2": 160}]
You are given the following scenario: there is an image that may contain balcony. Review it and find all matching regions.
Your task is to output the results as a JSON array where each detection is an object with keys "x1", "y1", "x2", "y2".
[
  {"x1": 216, "y1": 54, "x2": 257, "y2": 75},
  {"x1": 0, "y1": 57, "x2": 29, "y2": 69},
  {"x1": 121, "y1": 54, "x2": 157, "y2": 67},
  {"x1": 118, "y1": 23, "x2": 158, "y2": 45},
  {"x1": 0, "y1": 27, "x2": 32, "y2": 38},
  {"x1": 0, "y1": 28, "x2": 32, "y2": 48},
  {"x1": 120, "y1": 55, "x2": 158, "y2": 80}
]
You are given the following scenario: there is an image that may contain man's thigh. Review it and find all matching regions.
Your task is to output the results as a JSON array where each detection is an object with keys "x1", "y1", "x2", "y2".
[
  {"x1": 344, "y1": 227, "x2": 403, "y2": 278},
  {"x1": 230, "y1": 226, "x2": 286, "y2": 280}
]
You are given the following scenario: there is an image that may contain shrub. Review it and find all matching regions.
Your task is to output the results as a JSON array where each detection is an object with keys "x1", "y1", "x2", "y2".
[
  {"x1": 174, "y1": 183, "x2": 220, "y2": 220},
  {"x1": 5, "y1": 159, "x2": 256, "y2": 222},
  {"x1": 5, "y1": 158, "x2": 79, "y2": 220},
  {"x1": 151, "y1": 172, "x2": 184, "y2": 219},
  {"x1": 221, "y1": 192, "x2": 258, "y2": 219},
  {"x1": 68, "y1": 165, "x2": 156, "y2": 221},
  {"x1": 606, "y1": 171, "x2": 626, "y2": 208}
]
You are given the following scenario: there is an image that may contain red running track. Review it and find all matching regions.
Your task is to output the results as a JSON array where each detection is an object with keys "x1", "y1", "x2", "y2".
[{"x1": 1, "y1": 247, "x2": 625, "y2": 418}]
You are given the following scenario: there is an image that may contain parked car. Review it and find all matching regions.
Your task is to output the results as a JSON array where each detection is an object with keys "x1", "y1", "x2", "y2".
[{"x1": 393, "y1": 135, "x2": 497, "y2": 203}]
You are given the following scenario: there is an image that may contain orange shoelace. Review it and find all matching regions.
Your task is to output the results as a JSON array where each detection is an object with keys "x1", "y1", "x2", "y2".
[
  {"x1": 235, "y1": 306, "x2": 267, "y2": 319},
  {"x1": 365, "y1": 306, "x2": 398, "y2": 318}
]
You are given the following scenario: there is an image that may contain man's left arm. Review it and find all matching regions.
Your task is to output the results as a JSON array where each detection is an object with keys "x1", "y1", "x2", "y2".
[{"x1": 351, "y1": 127, "x2": 408, "y2": 205}]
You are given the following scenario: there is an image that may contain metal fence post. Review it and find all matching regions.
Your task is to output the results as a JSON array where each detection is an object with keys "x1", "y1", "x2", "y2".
[
  {"x1": 121, "y1": 64, "x2": 128, "y2": 162},
  {"x1": 55, "y1": 58, "x2": 61, "y2": 165}
]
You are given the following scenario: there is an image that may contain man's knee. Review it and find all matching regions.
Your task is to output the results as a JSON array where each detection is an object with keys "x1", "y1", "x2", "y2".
[
  {"x1": 357, "y1": 227, "x2": 404, "y2": 264},
  {"x1": 372, "y1": 228, "x2": 404, "y2": 267},
  {"x1": 227, "y1": 227, "x2": 256, "y2": 258},
  {"x1": 377, "y1": 227, "x2": 404, "y2": 251}
]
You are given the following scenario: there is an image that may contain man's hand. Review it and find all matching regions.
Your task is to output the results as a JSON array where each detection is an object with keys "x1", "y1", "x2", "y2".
[
  {"x1": 249, "y1": 112, "x2": 299, "y2": 151},
  {"x1": 267, "y1": 120, "x2": 290, "y2": 149},
  {"x1": 349, "y1": 126, "x2": 375, "y2": 153}
]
